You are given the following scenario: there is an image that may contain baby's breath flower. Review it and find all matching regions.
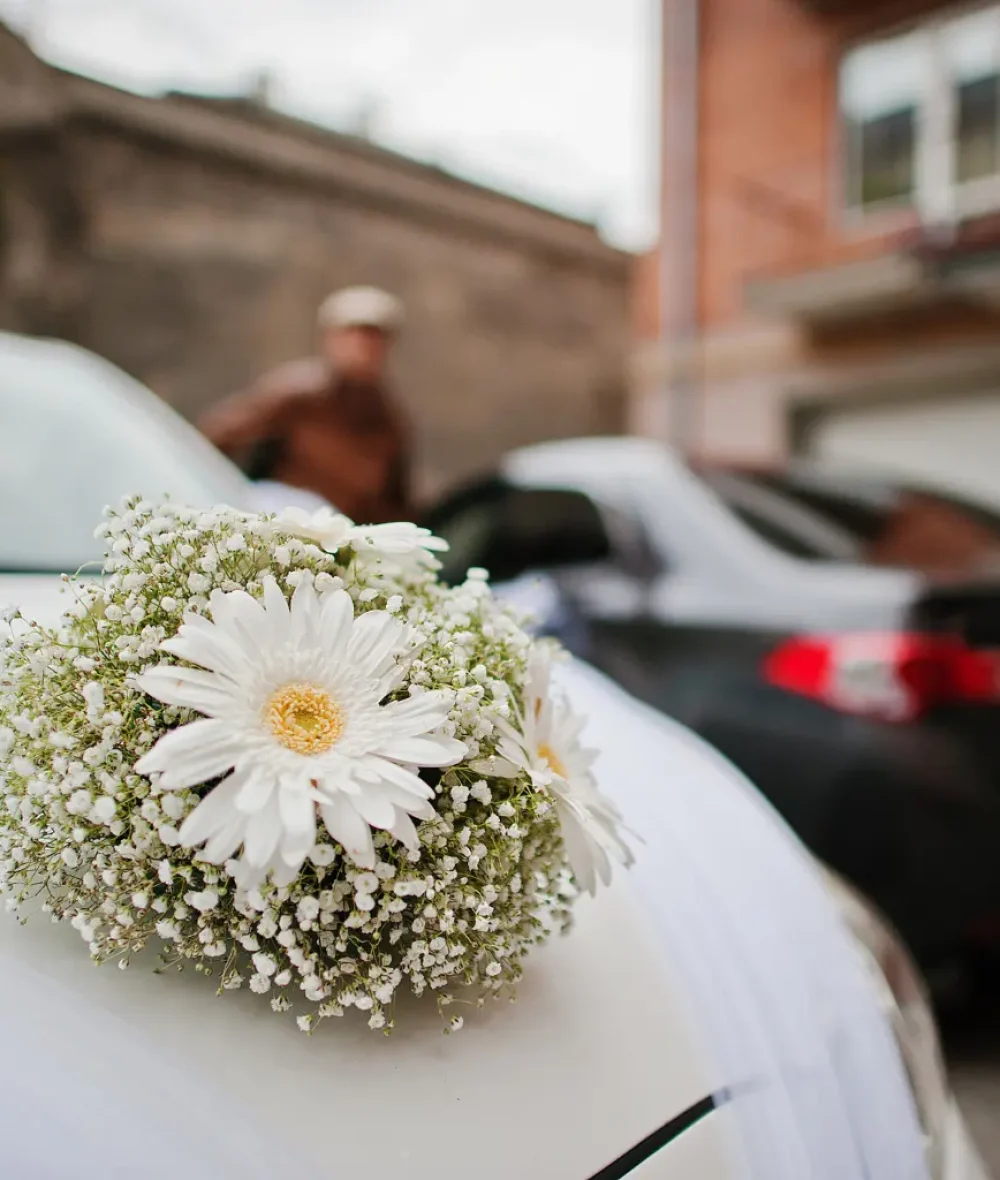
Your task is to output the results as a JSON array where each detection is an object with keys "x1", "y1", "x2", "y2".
[{"x1": 0, "y1": 496, "x2": 615, "y2": 1034}]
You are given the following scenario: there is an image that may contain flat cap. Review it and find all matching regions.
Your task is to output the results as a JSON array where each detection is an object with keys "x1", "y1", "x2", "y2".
[{"x1": 317, "y1": 286, "x2": 404, "y2": 332}]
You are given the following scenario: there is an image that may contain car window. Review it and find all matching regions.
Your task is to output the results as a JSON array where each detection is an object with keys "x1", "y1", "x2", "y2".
[
  {"x1": 422, "y1": 478, "x2": 509, "y2": 585},
  {"x1": 702, "y1": 471, "x2": 863, "y2": 561},
  {"x1": 722, "y1": 500, "x2": 850, "y2": 561},
  {"x1": 752, "y1": 472, "x2": 908, "y2": 542},
  {"x1": 425, "y1": 480, "x2": 615, "y2": 586},
  {"x1": 716, "y1": 466, "x2": 1000, "y2": 578},
  {"x1": 0, "y1": 339, "x2": 248, "y2": 573}
]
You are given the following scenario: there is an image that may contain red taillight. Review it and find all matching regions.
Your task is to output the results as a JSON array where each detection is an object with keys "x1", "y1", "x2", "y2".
[{"x1": 763, "y1": 632, "x2": 1000, "y2": 722}]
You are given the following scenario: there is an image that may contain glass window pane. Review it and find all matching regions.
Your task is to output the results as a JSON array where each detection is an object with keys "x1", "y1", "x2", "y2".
[
  {"x1": 750, "y1": 471, "x2": 1000, "y2": 576},
  {"x1": 856, "y1": 108, "x2": 916, "y2": 205},
  {"x1": 957, "y1": 73, "x2": 1000, "y2": 182},
  {"x1": 841, "y1": 30, "x2": 927, "y2": 209},
  {"x1": 945, "y1": 7, "x2": 1000, "y2": 185}
]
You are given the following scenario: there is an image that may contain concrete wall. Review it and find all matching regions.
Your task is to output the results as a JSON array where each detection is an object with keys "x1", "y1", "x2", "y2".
[
  {"x1": 0, "y1": 27, "x2": 630, "y2": 501},
  {"x1": 67, "y1": 129, "x2": 627, "y2": 498}
]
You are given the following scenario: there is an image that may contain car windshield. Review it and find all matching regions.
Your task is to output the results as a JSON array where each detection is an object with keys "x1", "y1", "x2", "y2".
[
  {"x1": 703, "y1": 465, "x2": 1000, "y2": 579},
  {"x1": 0, "y1": 336, "x2": 249, "y2": 574}
]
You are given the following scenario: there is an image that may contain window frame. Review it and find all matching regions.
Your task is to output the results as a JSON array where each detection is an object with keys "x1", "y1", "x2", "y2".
[{"x1": 840, "y1": 2, "x2": 1000, "y2": 225}]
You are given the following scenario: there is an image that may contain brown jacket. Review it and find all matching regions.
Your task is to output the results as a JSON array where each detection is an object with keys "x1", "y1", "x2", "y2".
[{"x1": 200, "y1": 359, "x2": 410, "y2": 524}]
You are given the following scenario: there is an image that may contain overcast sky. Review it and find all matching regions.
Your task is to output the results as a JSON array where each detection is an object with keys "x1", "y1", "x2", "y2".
[{"x1": 1, "y1": 0, "x2": 658, "y2": 249}]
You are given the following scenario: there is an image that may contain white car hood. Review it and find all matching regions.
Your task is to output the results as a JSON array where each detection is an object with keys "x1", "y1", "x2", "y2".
[
  {"x1": 0, "y1": 484, "x2": 330, "y2": 628},
  {"x1": 0, "y1": 574, "x2": 82, "y2": 628},
  {"x1": 0, "y1": 577, "x2": 929, "y2": 1180}
]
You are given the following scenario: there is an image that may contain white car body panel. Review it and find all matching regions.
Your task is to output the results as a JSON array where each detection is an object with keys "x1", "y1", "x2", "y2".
[
  {"x1": 0, "y1": 335, "x2": 987, "y2": 1177},
  {"x1": 0, "y1": 571, "x2": 976, "y2": 1177},
  {"x1": 0, "y1": 849, "x2": 729, "y2": 1180},
  {"x1": 0, "y1": 574, "x2": 77, "y2": 626},
  {"x1": 0, "y1": 330, "x2": 329, "y2": 581},
  {"x1": 501, "y1": 438, "x2": 921, "y2": 630}
]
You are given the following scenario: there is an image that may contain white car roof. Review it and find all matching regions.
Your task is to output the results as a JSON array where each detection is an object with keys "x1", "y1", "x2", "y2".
[
  {"x1": 0, "y1": 332, "x2": 330, "y2": 576},
  {"x1": 503, "y1": 436, "x2": 679, "y2": 487},
  {"x1": 0, "y1": 330, "x2": 248, "y2": 500}
]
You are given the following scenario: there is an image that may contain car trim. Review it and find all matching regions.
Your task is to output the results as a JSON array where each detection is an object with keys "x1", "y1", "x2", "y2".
[{"x1": 586, "y1": 1088, "x2": 732, "y2": 1178}]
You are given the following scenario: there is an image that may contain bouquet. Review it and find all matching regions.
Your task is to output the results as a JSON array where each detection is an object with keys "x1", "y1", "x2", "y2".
[{"x1": 0, "y1": 500, "x2": 631, "y2": 1032}]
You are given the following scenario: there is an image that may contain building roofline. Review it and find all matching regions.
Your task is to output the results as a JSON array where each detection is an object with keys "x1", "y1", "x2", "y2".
[
  {"x1": 40, "y1": 63, "x2": 627, "y2": 272},
  {"x1": 167, "y1": 91, "x2": 592, "y2": 224}
]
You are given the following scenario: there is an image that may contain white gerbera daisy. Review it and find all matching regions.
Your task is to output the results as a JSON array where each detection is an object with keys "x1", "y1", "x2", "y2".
[
  {"x1": 135, "y1": 577, "x2": 466, "y2": 886},
  {"x1": 476, "y1": 650, "x2": 632, "y2": 894},
  {"x1": 275, "y1": 506, "x2": 354, "y2": 551},
  {"x1": 276, "y1": 507, "x2": 448, "y2": 566}
]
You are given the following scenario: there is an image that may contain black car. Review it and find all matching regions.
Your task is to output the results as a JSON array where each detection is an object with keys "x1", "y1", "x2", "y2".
[{"x1": 423, "y1": 437, "x2": 1000, "y2": 988}]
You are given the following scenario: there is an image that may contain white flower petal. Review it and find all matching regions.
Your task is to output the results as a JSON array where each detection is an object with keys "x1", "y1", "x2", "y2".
[
  {"x1": 317, "y1": 588, "x2": 354, "y2": 657},
  {"x1": 556, "y1": 797, "x2": 602, "y2": 896},
  {"x1": 492, "y1": 713, "x2": 527, "y2": 747},
  {"x1": 178, "y1": 773, "x2": 244, "y2": 848},
  {"x1": 271, "y1": 853, "x2": 302, "y2": 886},
  {"x1": 278, "y1": 778, "x2": 316, "y2": 839},
  {"x1": 259, "y1": 577, "x2": 292, "y2": 648},
  {"x1": 374, "y1": 733, "x2": 466, "y2": 767},
  {"x1": 277, "y1": 505, "x2": 312, "y2": 530},
  {"x1": 352, "y1": 522, "x2": 449, "y2": 555},
  {"x1": 345, "y1": 610, "x2": 404, "y2": 675},
  {"x1": 375, "y1": 660, "x2": 409, "y2": 701},
  {"x1": 496, "y1": 736, "x2": 530, "y2": 768},
  {"x1": 378, "y1": 690, "x2": 454, "y2": 738},
  {"x1": 209, "y1": 587, "x2": 267, "y2": 643},
  {"x1": 243, "y1": 795, "x2": 283, "y2": 867},
  {"x1": 277, "y1": 506, "x2": 353, "y2": 552},
  {"x1": 235, "y1": 769, "x2": 277, "y2": 815},
  {"x1": 278, "y1": 787, "x2": 316, "y2": 869},
  {"x1": 470, "y1": 756, "x2": 521, "y2": 779},
  {"x1": 201, "y1": 813, "x2": 249, "y2": 864},
  {"x1": 321, "y1": 796, "x2": 375, "y2": 869},
  {"x1": 135, "y1": 665, "x2": 235, "y2": 717},
  {"x1": 580, "y1": 791, "x2": 636, "y2": 871},
  {"x1": 136, "y1": 719, "x2": 240, "y2": 789},
  {"x1": 160, "y1": 620, "x2": 250, "y2": 683},
  {"x1": 526, "y1": 647, "x2": 553, "y2": 701},
  {"x1": 290, "y1": 579, "x2": 321, "y2": 650},
  {"x1": 387, "y1": 807, "x2": 420, "y2": 851},
  {"x1": 349, "y1": 790, "x2": 396, "y2": 831},
  {"x1": 352, "y1": 756, "x2": 434, "y2": 803}
]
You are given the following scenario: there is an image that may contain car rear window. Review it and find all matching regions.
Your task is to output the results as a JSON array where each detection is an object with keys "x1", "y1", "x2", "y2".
[{"x1": 705, "y1": 467, "x2": 1000, "y2": 579}]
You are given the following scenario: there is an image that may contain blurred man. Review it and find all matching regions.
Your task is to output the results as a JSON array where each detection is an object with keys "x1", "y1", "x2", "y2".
[{"x1": 199, "y1": 286, "x2": 410, "y2": 523}]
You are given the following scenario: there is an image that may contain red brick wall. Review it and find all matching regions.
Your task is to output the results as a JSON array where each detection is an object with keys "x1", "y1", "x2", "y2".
[
  {"x1": 699, "y1": 0, "x2": 830, "y2": 325},
  {"x1": 650, "y1": 0, "x2": 966, "y2": 335},
  {"x1": 631, "y1": 250, "x2": 659, "y2": 341}
]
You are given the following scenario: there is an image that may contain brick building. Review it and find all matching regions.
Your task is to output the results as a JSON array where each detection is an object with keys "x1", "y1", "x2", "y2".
[
  {"x1": 0, "y1": 22, "x2": 629, "y2": 499},
  {"x1": 636, "y1": 0, "x2": 1000, "y2": 504}
]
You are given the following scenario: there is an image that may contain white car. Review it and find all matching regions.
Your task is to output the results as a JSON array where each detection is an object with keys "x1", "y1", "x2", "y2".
[
  {"x1": 0, "y1": 332, "x2": 989, "y2": 1179},
  {"x1": 0, "y1": 329, "x2": 325, "y2": 618}
]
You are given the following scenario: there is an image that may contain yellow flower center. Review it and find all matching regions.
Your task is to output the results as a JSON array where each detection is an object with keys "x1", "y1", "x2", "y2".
[
  {"x1": 538, "y1": 742, "x2": 567, "y2": 780},
  {"x1": 265, "y1": 683, "x2": 344, "y2": 755}
]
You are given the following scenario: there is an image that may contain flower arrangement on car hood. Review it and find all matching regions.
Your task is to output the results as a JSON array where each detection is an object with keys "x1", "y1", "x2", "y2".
[{"x1": 0, "y1": 500, "x2": 631, "y2": 1031}]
